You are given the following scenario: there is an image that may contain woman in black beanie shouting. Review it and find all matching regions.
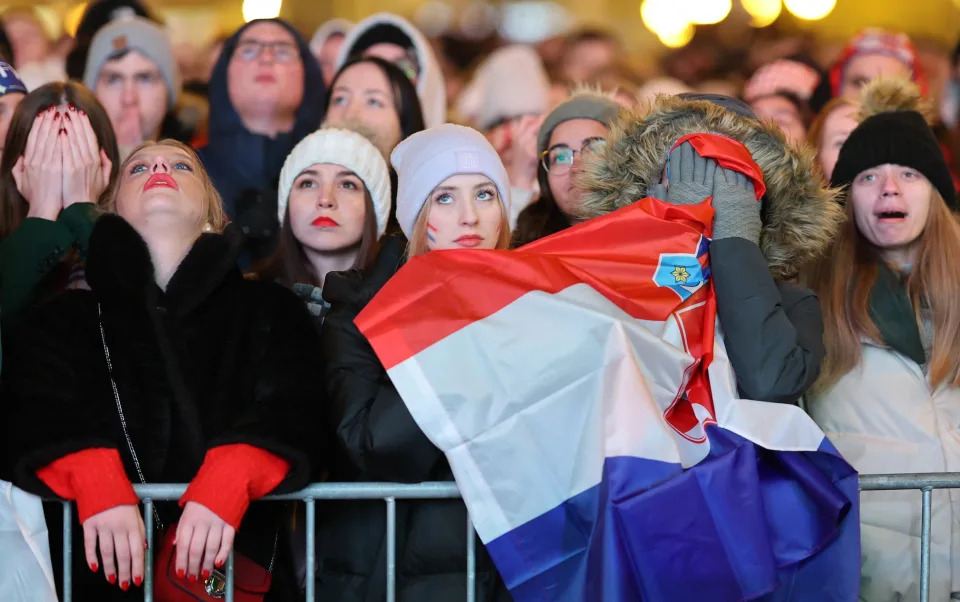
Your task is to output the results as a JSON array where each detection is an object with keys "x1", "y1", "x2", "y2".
[{"x1": 807, "y1": 78, "x2": 960, "y2": 602}]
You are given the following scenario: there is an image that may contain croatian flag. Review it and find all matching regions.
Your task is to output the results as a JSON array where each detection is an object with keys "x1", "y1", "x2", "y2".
[{"x1": 356, "y1": 198, "x2": 860, "y2": 601}]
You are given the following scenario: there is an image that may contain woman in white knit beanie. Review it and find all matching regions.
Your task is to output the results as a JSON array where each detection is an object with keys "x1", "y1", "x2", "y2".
[
  {"x1": 253, "y1": 126, "x2": 391, "y2": 321},
  {"x1": 391, "y1": 123, "x2": 512, "y2": 258}
]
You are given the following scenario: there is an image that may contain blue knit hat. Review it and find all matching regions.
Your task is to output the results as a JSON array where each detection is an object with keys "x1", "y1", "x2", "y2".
[{"x1": 0, "y1": 61, "x2": 27, "y2": 96}]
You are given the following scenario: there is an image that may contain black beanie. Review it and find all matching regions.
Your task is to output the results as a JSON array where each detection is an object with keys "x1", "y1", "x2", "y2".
[{"x1": 830, "y1": 110, "x2": 957, "y2": 209}]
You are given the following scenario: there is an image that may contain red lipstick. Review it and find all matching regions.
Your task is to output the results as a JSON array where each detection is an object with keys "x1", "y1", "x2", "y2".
[
  {"x1": 143, "y1": 173, "x2": 178, "y2": 192},
  {"x1": 454, "y1": 234, "x2": 484, "y2": 248},
  {"x1": 312, "y1": 216, "x2": 339, "y2": 227}
]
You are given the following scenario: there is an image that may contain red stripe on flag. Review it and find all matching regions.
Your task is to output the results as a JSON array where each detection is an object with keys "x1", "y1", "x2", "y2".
[{"x1": 356, "y1": 197, "x2": 715, "y2": 370}]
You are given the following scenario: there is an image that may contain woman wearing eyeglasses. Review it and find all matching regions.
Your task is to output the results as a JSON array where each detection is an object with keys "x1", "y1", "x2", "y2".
[
  {"x1": 512, "y1": 88, "x2": 620, "y2": 247},
  {"x1": 198, "y1": 18, "x2": 325, "y2": 268}
]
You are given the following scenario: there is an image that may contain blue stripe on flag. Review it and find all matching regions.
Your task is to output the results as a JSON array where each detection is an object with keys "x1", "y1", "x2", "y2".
[{"x1": 485, "y1": 427, "x2": 858, "y2": 602}]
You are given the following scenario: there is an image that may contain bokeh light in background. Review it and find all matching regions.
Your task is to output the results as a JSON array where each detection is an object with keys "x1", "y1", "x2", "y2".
[
  {"x1": 687, "y1": 0, "x2": 732, "y2": 25},
  {"x1": 740, "y1": 0, "x2": 782, "y2": 27},
  {"x1": 641, "y1": 0, "x2": 693, "y2": 47},
  {"x1": 499, "y1": 2, "x2": 572, "y2": 43},
  {"x1": 783, "y1": 0, "x2": 836, "y2": 20},
  {"x1": 242, "y1": 0, "x2": 282, "y2": 22},
  {"x1": 63, "y1": 2, "x2": 87, "y2": 37}
]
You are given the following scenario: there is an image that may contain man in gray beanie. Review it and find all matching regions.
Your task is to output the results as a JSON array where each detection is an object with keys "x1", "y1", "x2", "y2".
[{"x1": 83, "y1": 16, "x2": 180, "y2": 158}]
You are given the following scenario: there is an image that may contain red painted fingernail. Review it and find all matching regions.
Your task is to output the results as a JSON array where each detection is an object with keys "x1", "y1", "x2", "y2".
[
  {"x1": 120, "y1": 581, "x2": 129, "y2": 591},
  {"x1": 107, "y1": 574, "x2": 116, "y2": 585},
  {"x1": 189, "y1": 574, "x2": 197, "y2": 583},
  {"x1": 68, "y1": 103, "x2": 76, "y2": 111},
  {"x1": 215, "y1": 559, "x2": 224, "y2": 568},
  {"x1": 90, "y1": 562, "x2": 98, "y2": 573},
  {"x1": 202, "y1": 570, "x2": 210, "y2": 580},
  {"x1": 134, "y1": 576, "x2": 142, "y2": 587},
  {"x1": 64, "y1": 113, "x2": 71, "y2": 121},
  {"x1": 176, "y1": 568, "x2": 184, "y2": 578},
  {"x1": 54, "y1": 112, "x2": 60, "y2": 120},
  {"x1": 79, "y1": 109, "x2": 86, "y2": 116}
]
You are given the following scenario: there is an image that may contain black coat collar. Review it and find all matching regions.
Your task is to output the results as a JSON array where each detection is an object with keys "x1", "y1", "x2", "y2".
[{"x1": 86, "y1": 214, "x2": 243, "y2": 315}]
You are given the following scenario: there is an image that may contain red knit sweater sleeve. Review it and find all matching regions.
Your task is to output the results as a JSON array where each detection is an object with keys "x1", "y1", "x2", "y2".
[
  {"x1": 36, "y1": 448, "x2": 138, "y2": 523},
  {"x1": 180, "y1": 444, "x2": 290, "y2": 529}
]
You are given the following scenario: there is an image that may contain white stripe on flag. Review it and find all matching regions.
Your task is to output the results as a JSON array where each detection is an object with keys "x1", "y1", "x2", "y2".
[{"x1": 388, "y1": 283, "x2": 712, "y2": 542}]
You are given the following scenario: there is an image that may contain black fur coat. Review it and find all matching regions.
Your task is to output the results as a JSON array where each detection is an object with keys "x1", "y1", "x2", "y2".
[{"x1": 2, "y1": 214, "x2": 324, "y2": 600}]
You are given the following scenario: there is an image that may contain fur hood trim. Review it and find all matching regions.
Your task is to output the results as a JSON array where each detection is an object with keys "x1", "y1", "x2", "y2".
[{"x1": 578, "y1": 94, "x2": 844, "y2": 279}]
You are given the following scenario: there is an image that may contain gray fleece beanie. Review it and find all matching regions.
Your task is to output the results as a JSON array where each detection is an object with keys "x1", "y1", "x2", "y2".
[
  {"x1": 83, "y1": 16, "x2": 181, "y2": 110},
  {"x1": 537, "y1": 91, "x2": 621, "y2": 155}
]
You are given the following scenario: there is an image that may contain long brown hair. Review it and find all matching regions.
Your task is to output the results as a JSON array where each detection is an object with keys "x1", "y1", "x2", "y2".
[
  {"x1": 255, "y1": 190, "x2": 379, "y2": 287},
  {"x1": 0, "y1": 81, "x2": 119, "y2": 239},
  {"x1": 105, "y1": 139, "x2": 227, "y2": 234},
  {"x1": 807, "y1": 188, "x2": 960, "y2": 392},
  {"x1": 407, "y1": 199, "x2": 512, "y2": 258}
]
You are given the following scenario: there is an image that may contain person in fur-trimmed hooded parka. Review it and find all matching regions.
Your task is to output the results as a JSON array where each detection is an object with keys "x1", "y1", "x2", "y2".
[{"x1": 578, "y1": 93, "x2": 845, "y2": 403}]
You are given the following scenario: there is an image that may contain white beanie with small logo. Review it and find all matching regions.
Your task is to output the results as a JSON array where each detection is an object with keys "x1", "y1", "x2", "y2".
[
  {"x1": 278, "y1": 128, "x2": 392, "y2": 236},
  {"x1": 390, "y1": 124, "x2": 511, "y2": 239}
]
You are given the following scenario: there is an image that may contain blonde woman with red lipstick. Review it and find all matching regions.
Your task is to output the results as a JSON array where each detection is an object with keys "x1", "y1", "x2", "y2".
[
  {"x1": 254, "y1": 126, "x2": 391, "y2": 326},
  {"x1": 313, "y1": 122, "x2": 512, "y2": 600},
  {"x1": 3, "y1": 139, "x2": 324, "y2": 600}
]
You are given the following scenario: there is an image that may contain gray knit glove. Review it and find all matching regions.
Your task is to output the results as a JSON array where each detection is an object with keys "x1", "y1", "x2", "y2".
[
  {"x1": 646, "y1": 142, "x2": 717, "y2": 205},
  {"x1": 711, "y1": 166, "x2": 761, "y2": 244}
]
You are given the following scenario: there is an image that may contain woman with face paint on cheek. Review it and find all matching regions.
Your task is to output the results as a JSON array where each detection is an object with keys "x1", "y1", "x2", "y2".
[
  {"x1": 313, "y1": 123, "x2": 512, "y2": 601},
  {"x1": 806, "y1": 78, "x2": 960, "y2": 602}
]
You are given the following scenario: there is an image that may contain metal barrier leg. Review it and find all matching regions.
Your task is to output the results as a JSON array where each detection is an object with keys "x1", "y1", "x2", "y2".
[
  {"x1": 386, "y1": 497, "x2": 397, "y2": 602},
  {"x1": 306, "y1": 498, "x2": 316, "y2": 602},
  {"x1": 144, "y1": 499, "x2": 154, "y2": 602},
  {"x1": 225, "y1": 549, "x2": 235, "y2": 602},
  {"x1": 921, "y1": 487, "x2": 932, "y2": 602},
  {"x1": 466, "y1": 514, "x2": 476, "y2": 602},
  {"x1": 62, "y1": 502, "x2": 72, "y2": 602}
]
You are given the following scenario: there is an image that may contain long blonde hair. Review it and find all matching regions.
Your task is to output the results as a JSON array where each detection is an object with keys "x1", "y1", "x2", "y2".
[
  {"x1": 807, "y1": 188, "x2": 960, "y2": 392},
  {"x1": 406, "y1": 198, "x2": 512, "y2": 259},
  {"x1": 105, "y1": 139, "x2": 228, "y2": 234}
]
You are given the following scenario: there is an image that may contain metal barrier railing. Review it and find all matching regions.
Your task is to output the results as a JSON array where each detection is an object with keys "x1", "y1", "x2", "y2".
[
  {"x1": 55, "y1": 482, "x2": 466, "y2": 602},
  {"x1": 48, "y1": 473, "x2": 960, "y2": 602}
]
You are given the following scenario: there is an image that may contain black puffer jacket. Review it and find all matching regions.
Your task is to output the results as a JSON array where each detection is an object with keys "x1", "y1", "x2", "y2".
[
  {"x1": 315, "y1": 237, "x2": 512, "y2": 602},
  {"x1": 2, "y1": 215, "x2": 324, "y2": 601}
]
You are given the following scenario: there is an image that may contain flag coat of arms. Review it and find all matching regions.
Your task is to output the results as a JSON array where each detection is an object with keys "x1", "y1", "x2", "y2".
[{"x1": 356, "y1": 197, "x2": 860, "y2": 601}]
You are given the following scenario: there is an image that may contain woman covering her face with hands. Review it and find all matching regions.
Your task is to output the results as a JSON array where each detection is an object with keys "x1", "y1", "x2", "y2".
[
  {"x1": 0, "y1": 81, "x2": 118, "y2": 325},
  {"x1": 3, "y1": 140, "x2": 324, "y2": 599}
]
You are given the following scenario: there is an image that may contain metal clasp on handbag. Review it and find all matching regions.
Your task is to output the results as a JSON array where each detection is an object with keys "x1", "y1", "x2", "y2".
[{"x1": 204, "y1": 569, "x2": 227, "y2": 598}]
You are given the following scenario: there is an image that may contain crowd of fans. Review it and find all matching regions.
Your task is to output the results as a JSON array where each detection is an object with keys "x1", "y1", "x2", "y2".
[{"x1": 1, "y1": 0, "x2": 959, "y2": 600}]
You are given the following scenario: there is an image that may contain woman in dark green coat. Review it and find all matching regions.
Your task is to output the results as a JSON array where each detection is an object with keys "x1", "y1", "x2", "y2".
[{"x1": 0, "y1": 81, "x2": 119, "y2": 326}]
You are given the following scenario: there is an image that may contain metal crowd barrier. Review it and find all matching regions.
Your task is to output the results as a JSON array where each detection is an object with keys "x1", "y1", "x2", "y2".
[
  {"x1": 56, "y1": 482, "x2": 466, "y2": 602},
  {"x1": 50, "y1": 474, "x2": 960, "y2": 602}
]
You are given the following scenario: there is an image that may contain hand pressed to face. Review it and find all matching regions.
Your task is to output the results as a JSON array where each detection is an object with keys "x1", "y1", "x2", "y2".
[
  {"x1": 423, "y1": 173, "x2": 503, "y2": 251},
  {"x1": 13, "y1": 105, "x2": 111, "y2": 220},
  {"x1": 95, "y1": 51, "x2": 168, "y2": 149},
  {"x1": 13, "y1": 107, "x2": 63, "y2": 221}
]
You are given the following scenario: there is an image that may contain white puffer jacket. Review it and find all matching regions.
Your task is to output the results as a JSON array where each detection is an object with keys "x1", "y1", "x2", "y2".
[{"x1": 808, "y1": 341, "x2": 960, "y2": 602}]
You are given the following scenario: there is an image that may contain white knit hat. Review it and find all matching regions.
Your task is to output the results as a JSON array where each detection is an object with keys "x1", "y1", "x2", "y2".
[
  {"x1": 390, "y1": 124, "x2": 511, "y2": 239},
  {"x1": 278, "y1": 128, "x2": 392, "y2": 236}
]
